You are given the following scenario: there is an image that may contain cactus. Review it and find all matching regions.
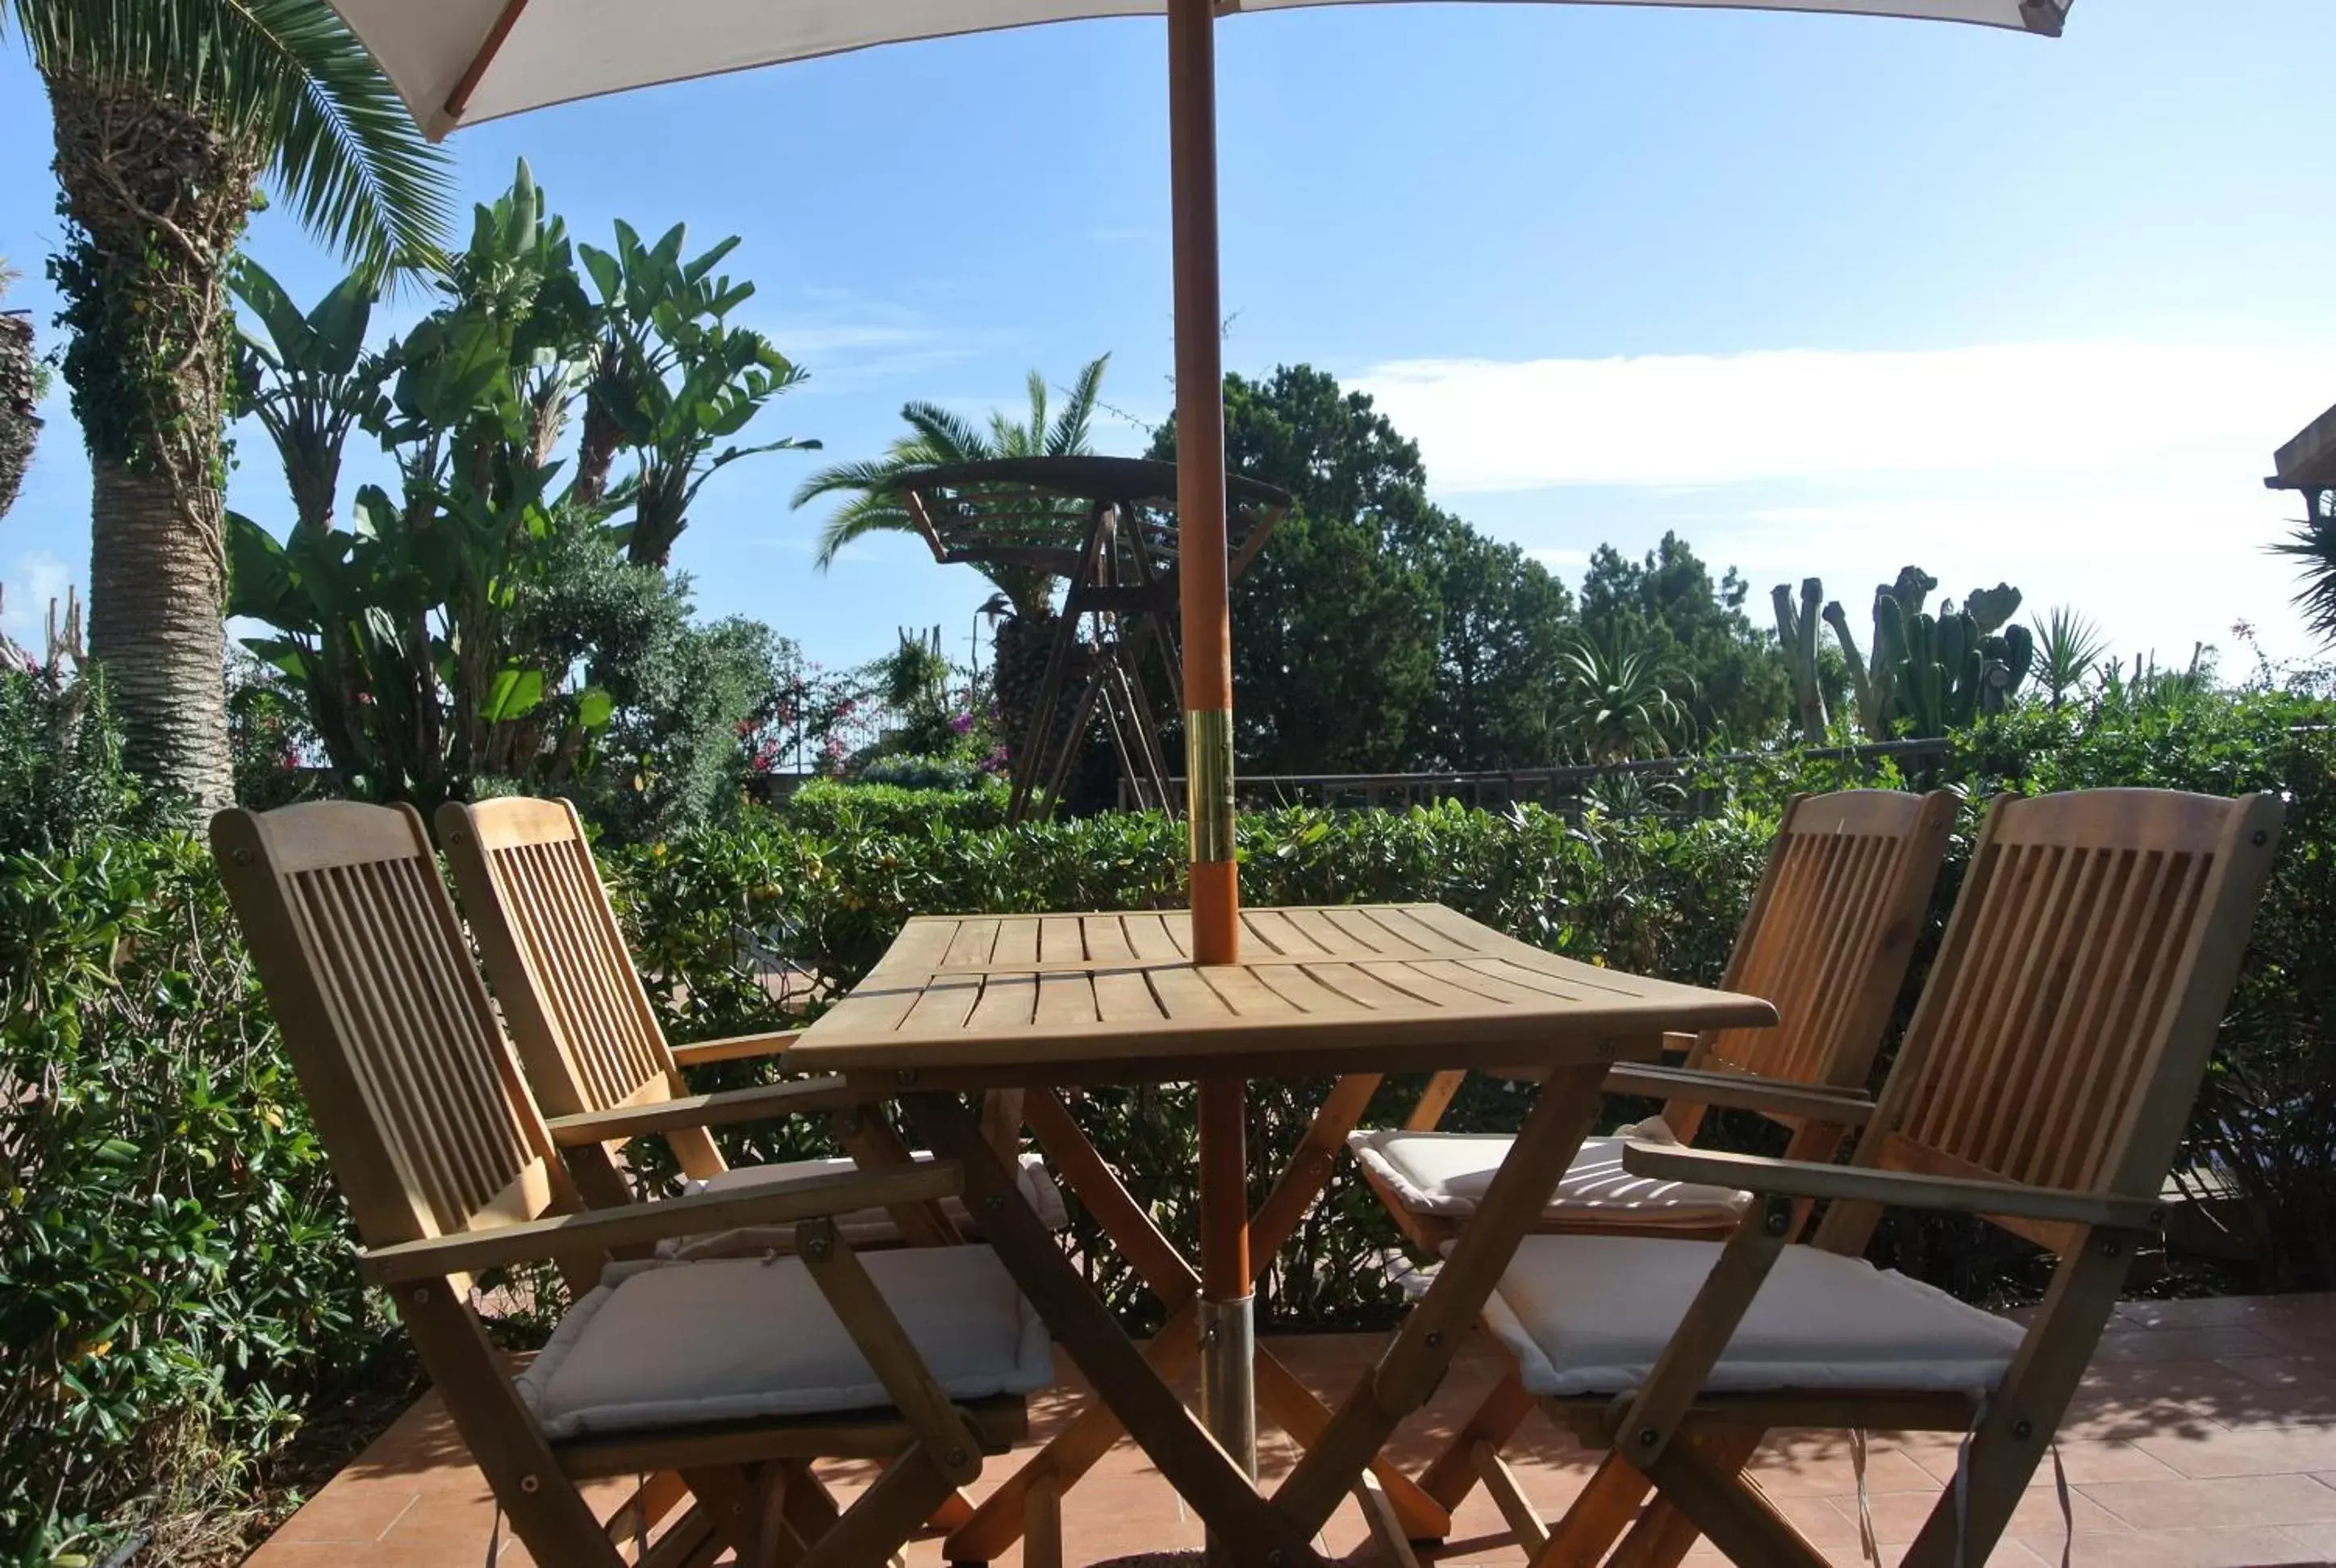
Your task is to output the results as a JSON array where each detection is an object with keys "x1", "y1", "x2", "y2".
[
  {"x1": 1962, "y1": 583, "x2": 2023, "y2": 636},
  {"x1": 1825, "y1": 567, "x2": 1933, "y2": 740},
  {"x1": 1823, "y1": 598, "x2": 1880, "y2": 740},
  {"x1": 1881, "y1": 601, "x2": 2034, "y2": 736},
  {"x1": 1808, "y1": 565, "x2": 2029, "y2": 740},
  {"x1": 1987, "y1": 623, "x2": 2035, "y2": 714},
  {"x1": 1771, "y1": 578, "x2": 1828, "y2": 744}
]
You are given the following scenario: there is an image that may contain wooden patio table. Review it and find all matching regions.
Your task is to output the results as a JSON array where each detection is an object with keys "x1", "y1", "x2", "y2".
[{"x1": 786, "y1": 903, "x2": 1775, "y2": 1568}]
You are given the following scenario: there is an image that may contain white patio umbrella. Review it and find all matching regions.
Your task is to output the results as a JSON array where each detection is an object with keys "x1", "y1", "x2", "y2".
[{"x1": 326, "y1": 0, "x2": 2072, "y2": 1491}]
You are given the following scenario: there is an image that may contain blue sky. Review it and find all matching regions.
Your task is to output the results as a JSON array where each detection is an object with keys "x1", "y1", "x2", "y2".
[{"x1": 4, "y1": 0, "x2": 2334, "y2": 678}]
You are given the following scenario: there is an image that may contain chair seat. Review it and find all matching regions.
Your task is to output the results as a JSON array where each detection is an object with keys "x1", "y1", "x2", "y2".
[
  {"x1": 660, "y1": 1151, "x2": 1070, "y2": 1261},
  {"x1": 1349, "y1": 1121, "x2": 1751, "y2": 1229},
  {"x1": 1481, "y1": 1234, "x2": 2025, "y2": 1397},
  {"x1": 518, "y1": 1246, "x2": 1054, "y2": 1439}
]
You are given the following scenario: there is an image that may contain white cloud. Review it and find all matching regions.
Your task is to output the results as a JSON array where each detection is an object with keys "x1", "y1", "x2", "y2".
[
  {"x1": 1529, "y1": 546, "x2": 1590, "y2": 570},
  {"x1": 770, "y1": 323, "x2": 936, "y2": 358},
  {"x1": 0, "y1": 552, "x2": 77, "y2": 653},
  {"x1": 1704, "y1": 485, "x2": 2301, "y2": 660},
  {"x1": 1355, "y1": 341, "x2": 2336, "y2": 494},
  {"x1": 750, "y1": 303, "x2": 1016, "y2": 390},
  {"x1": 1348, "y1": 339, "x2": 2336, "y2": 664}
]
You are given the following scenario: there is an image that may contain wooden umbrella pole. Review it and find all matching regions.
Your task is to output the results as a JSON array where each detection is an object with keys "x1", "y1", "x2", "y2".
[
  {"x1": 1169, "y1": 0, "x2": 1237, "y2": 970},
  {"x1": 1168, "y1": 0, "x2": 1255, "y2": 1508}
]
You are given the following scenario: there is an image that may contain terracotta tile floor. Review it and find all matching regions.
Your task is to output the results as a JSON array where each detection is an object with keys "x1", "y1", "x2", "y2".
[{"x1": 247, "y1": 1294, "x2": 2336, "y2": 1567}]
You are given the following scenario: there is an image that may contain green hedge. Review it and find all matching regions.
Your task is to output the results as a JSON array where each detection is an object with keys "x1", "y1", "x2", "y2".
[
  {"x1": 775, "y1": 774, "x2": 1012, "y2": 839},
  {"x1": 0, "y1": 836, "x2": 377, "y2": 1565},
  {"x1": 6, "y1": 681, "x2": 2334, "y2": 1562}
]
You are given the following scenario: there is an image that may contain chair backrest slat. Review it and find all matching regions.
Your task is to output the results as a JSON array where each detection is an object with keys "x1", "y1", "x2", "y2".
[
  {"x1": 1686, "y1": 790, "x2": 1955, "y2": 1116},
  {"x1": 438, "y1": 798, "x2": 677, "y2": 1120},
  {"x1": 1872, "y1": 789, "x2": 2280, "y2": 1224},
  {"x1": 214, "y1": 803, "x2": 563, "y2": 1247}
]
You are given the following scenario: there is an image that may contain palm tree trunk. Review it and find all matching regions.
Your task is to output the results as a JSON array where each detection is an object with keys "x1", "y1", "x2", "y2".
[
  {"x1": 46, "y1": 73, "x2": 258, "y2": 815},
  {"x1": 0, "y1": 308, "x2": 39, "y2": 526},
  {"x1": 87, "y1": 457, "x2": 232, "y2": 806},
  {"x1": 992, "y1": 606, "x2": 1062, "y2": 769}
]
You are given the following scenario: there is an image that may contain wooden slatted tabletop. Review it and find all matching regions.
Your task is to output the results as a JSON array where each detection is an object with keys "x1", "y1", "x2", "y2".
[{"x1": 789, "y1": 903, "x2": 1776, "y2": 1086}]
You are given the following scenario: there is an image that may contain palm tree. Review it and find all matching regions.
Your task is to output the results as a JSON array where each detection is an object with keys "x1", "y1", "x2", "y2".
[
  {"x1": 792, "y1": 354, "x2": 1108, "y2": 762},
  {"x1": 1554, "y1": 636, "x2": 1694, "y2": 765},
  {"x1": 5, "y1": 0, "x2": 452, "y2": 811},
  {"x1": 2029, "y1": 605, "x2": 2109, "y2": 710},
  {"x1": 0, "y1": 257, "x2": 38, "y2": 524}
]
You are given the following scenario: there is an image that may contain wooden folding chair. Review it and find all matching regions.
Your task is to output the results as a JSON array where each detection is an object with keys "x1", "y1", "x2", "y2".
[
  {"x1": 1366, "y1": 790, "x2": 1954, "y2": 1529},
  {"x1": 437, "y1": 796, "x2": 1068, "y2": 1257},
  {"x1": 215, "y1": 801, "x2": 1057, "y2": 1568},
  {"x1": 1486, "y1": 787, "x2": 2282, "y2": 1568}
]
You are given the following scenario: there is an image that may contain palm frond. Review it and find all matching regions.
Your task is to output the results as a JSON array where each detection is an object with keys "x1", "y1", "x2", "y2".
[
  {"x1": 2028, "y1": 604, "x2": 2111, "y2": 704},
  {"x1": 1022, "y1": 367, "x2": 1049, "y2": 442},
  {"x1": 10, "y1": 0, "x2": 453, "y2": 281},
  {"x1": 1048, "y1": 352, "x2": 1108, "y2": 455},
  {"x1": 791, "y1": 457, "x2": 911, "y2": 510},
  {"x1": 899, "y1": 400, "x2": 991, "y2": 465},
  {"x1": 791, "y1": 359, "x2": 1108, "y2": 584},
  {"x1": 2274, "y1": 511, "x2": 2336, "y2": 648},
  {"x1": 814, "y1": 497, "x2": 916, "y2": 570}
]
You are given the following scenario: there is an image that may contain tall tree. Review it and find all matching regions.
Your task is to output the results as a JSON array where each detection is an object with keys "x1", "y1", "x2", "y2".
[
  {"x1": 1152, "y1": 365, "x2": 1587, "y2": 775},
  {"x1": 1579, "y1": 532, "x2": 1790, "y2": 747},
  {"x1": 1423, "y1": 532, "x2": 1574, "y2": 769},
  {"x1": 1152, "y1": 365, "x2": 1449, "y2": 773},
  {"x1": 6, "y1": 0, "x2": 452, "y2": 811},
  {"x1": 792, "y1": 354, "x2": 1108, "y2": 761}
]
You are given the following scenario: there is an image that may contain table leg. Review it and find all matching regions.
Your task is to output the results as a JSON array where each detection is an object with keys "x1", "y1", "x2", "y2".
[
  {"x1": 947, "y1": 1077, "x2": 1449, "y2": 1560},
  {"x1": 1198, "y1": 1076, "x2": 1256, "y2": 1495},
  {"x1": 904, "y1": 1091, "x2": 1321, "y2": 1568},
  {"x1": 1274, "y1": 1055, "x2": 1624, "y2": 1536},
  {"x1": 832, "y1": 1104, "x2": 961, "y2": 1247}
]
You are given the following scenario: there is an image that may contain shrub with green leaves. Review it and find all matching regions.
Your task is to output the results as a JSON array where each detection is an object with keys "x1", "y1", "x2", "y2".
[
  {"x1": 1953, "y1": 684, "x2": 2336, "y2": 1290},
  {"x1": 0, "y1": 665, "x2": 156, "y2": 857},
  {"x1": 779, "y1": 775, "x2": 1011, "y2": 838},
  {"x1": 0, "y1": 835, "x2": 375, "y2": 1565}
]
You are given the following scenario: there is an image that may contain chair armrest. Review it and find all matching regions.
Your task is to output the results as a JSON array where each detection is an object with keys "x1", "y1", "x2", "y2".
[
  {"x1": 1603, "y1": 1062, "x2": 1875, "y2": 1125},
  {"x1": 670, "y1": 1030, "x2": 801, "y2": 1069},
  {"x1": 545, "y1": 1076, "x2": 867, "y2": 1147},
  {"x1": 360, "y1": 1160, "x2": 964, "y2": 1285},
  {"x1": 1619, "y1": 1142, "x2": 2163, "y2": 1228}
]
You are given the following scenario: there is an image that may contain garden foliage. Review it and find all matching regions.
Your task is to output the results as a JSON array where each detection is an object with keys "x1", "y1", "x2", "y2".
[
  {"x1": 5, "y1": 674, "x2": 2334, "y2": 1562},
  {"x1": 225, "y1": 164, "x2": 809, "y2": 832},
  {"x1": 0, "y1": 670, "x2": 373, "y2": 1566}
]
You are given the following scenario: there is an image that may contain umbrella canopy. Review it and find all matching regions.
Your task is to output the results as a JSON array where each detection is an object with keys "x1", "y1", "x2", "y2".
[{"x1": 344, "y1": 0, "x2": 2067, "y2": 139}]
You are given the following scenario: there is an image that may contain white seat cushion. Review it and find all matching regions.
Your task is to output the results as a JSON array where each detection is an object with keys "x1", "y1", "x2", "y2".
[
  {"x1": 1481, "y1": 1234, "x2": 2025, "y2": 1397},
  {"x1": 517, "y1": 1247, "x2": 1053, "y2": 1439},
  {"x1": 1349, "y1": 1120, "x2": 1750, "y2": 1228},
  {"x1": 659, "y1": 1151, "x2": 1070, "y2": 1261}
]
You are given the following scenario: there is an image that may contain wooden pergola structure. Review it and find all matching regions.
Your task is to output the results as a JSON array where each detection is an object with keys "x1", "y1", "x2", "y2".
[
  {"x1": 2268, "y1": 399, "x2": 2336, "y2": 515},
  {"x1": 892, "y1": 456, "x2": 1288, "y2": 822}
]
